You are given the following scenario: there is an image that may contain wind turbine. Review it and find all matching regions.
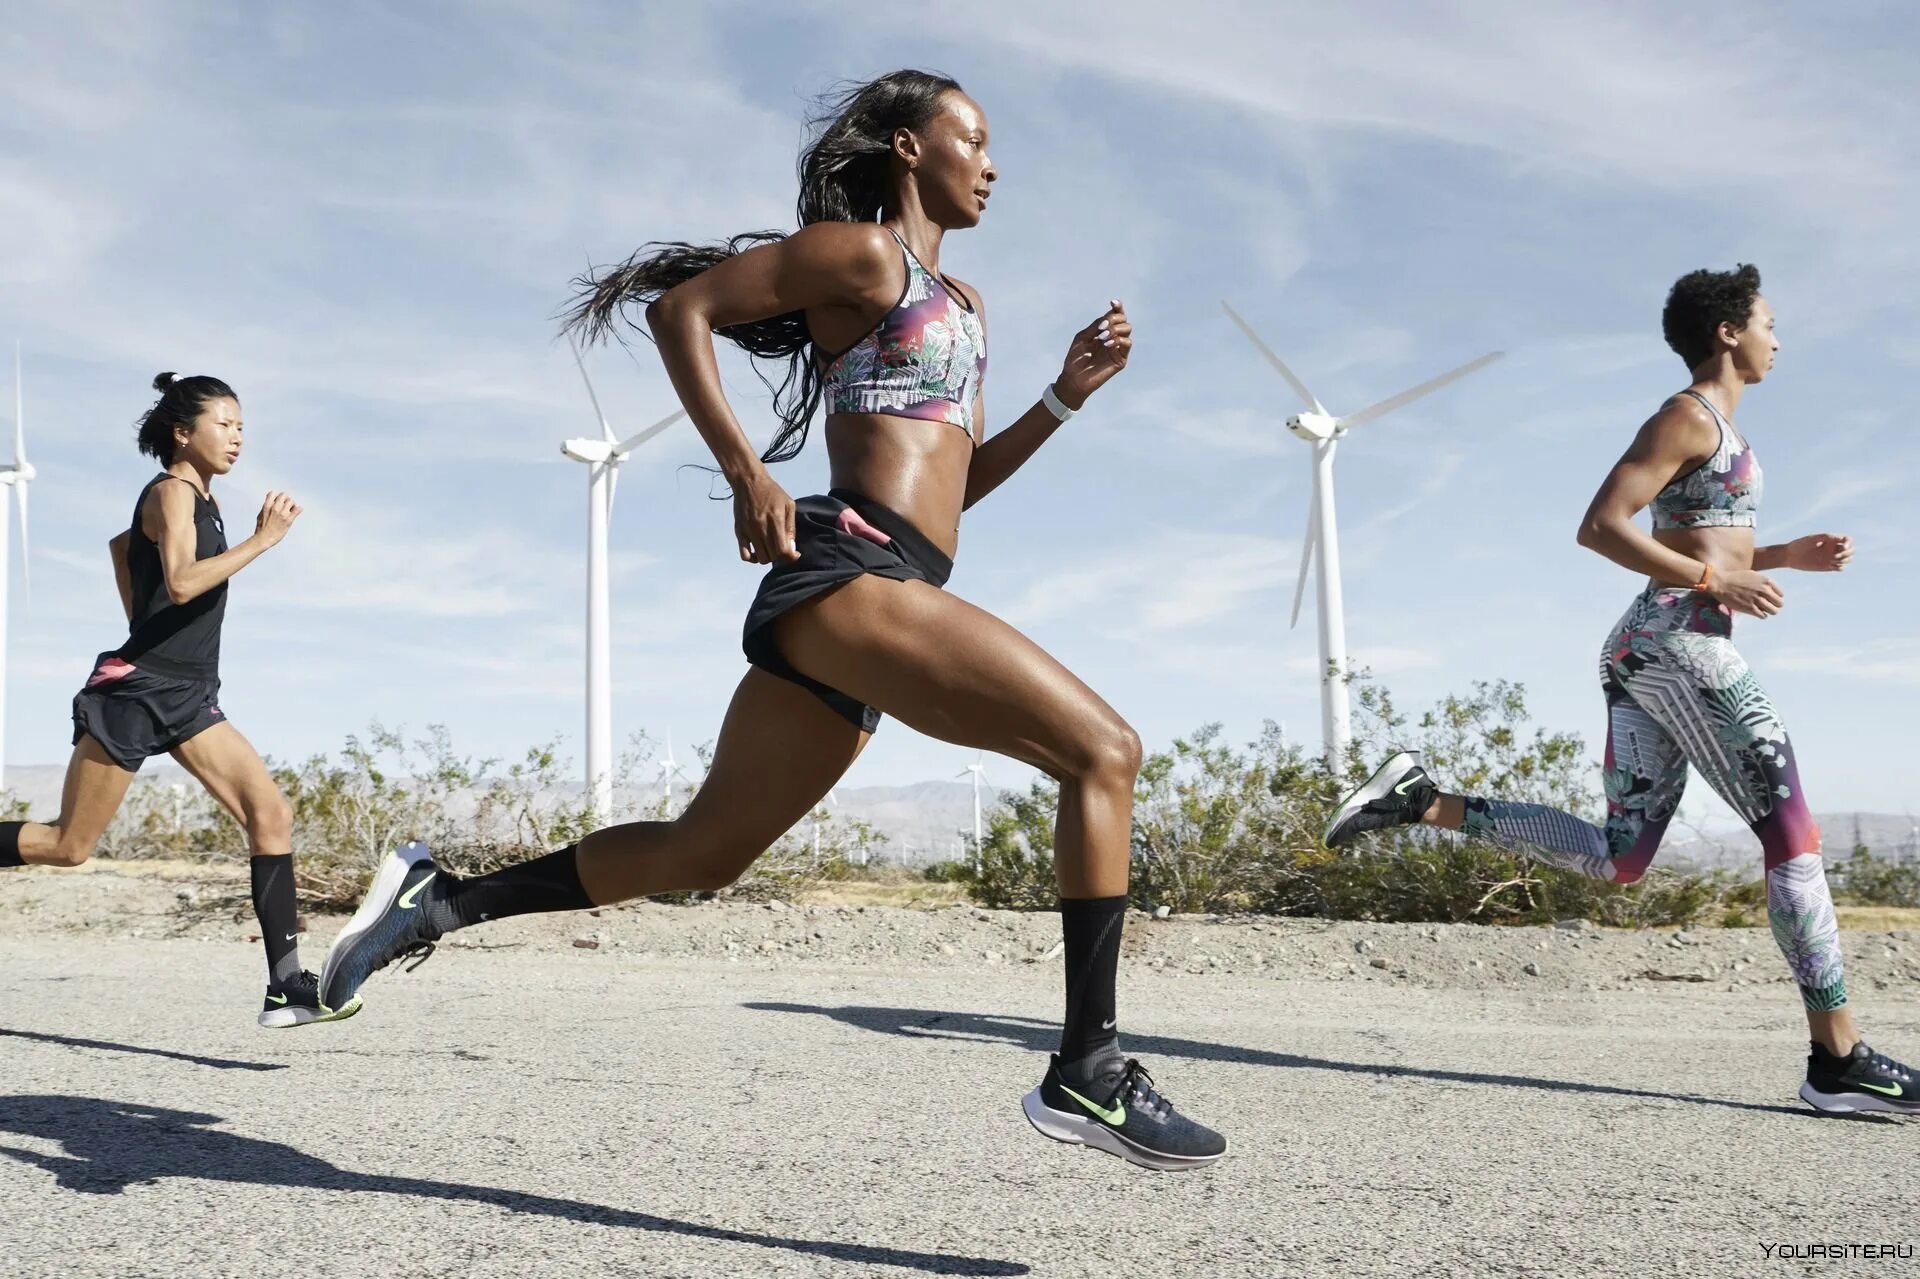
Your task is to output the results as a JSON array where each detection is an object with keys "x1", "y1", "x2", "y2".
[
  {"x1": 656, "y1": 729, "x2": 691, "y2": 809},
  {"x1": 957, "y1": 752, "x2": 990, "y2": 863},
  {"x1": 562, "y1": 336, "x2": 686, "y2": 825},
  {"x1": 810, "y1": 786, "x2": 842, "y2": 861},
  {"x1": 1222, "y1": 302, "x2": 1500, "y2": 770},
  {"x1": 0, "y1": 344, "x2": 37, "y2": 792}
]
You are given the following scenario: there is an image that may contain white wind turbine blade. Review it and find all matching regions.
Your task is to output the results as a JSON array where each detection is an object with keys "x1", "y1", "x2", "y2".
[
  {"x1": 12, "y1": 343, "x2": 22, "y2": 467},
  {"x1": 14, "y1": 480, "x2": 26, "y2": 598},
  {"x1": 1334, "y1": 351, "x2": 1504, "y2": 431},
  {"x1": 569, "y1": 334, "x2": 616, "y2": 445},
  {"x1": 1221, "y1": 301, "x2": 1324, "y2": 414},
  {"x1": 1288, "y1": 486, "x2": 1318, "y2": 630},
  {"x1": 613, "y1": 407, "x2": 686, "y2": 456},
  {"x1": 570, "y1": 337, "x2": 625, "y2": 510},
  {"x1": 13, "y1": 345, "x2": 26, "y2": 596}
]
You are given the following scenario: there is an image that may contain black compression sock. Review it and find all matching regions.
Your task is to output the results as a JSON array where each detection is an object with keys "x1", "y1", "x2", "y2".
[
  {"x1": 249, "y1": 854, "x2": 302, "y2": 985},
  {"x1": 435, "y1": 845, "x2": 592, "y2": 931},
  {"x1": 0, "y1": 822, "x2": 23, "y2": 867},
  {"x1": 1059, "y1": 895, "x2": 1128, "y2": 1072}
]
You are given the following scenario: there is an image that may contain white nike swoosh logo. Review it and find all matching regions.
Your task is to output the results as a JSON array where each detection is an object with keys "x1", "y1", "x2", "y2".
[{"x1": 1101, "y1": 1017, "x2": 1117, "y2": 1030}]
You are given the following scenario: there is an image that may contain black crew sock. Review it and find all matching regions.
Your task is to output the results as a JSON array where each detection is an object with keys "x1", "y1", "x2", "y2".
[
  {"x1": 249, "y1": 854, "x2": 302, "y2": 985},
  {"x1": 0, "y1": 821, "x2": 24, "y2": 867},
  {"x1": 1058, "y1": 895, "x2": 1128, "y2": 1079},
  {"x1": 434, "y1": 845, "x2": 592, "y2": 932}
]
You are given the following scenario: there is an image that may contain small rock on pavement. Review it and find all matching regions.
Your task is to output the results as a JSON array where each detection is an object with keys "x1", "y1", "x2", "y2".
[
  {"x1": 1153, "y1": 905, "x2": 1171, "y2": 919},
  {"x1": 1523, "y1": 961, "x2": 1543, "y2": 976},
  {"x1": 765, "y1": 900, "x2": 788, "y2": 912},
  {"x1": 1555, "y1": 919, "x2": 1593, "y2": 932},
  {"x1": 1369, "y1": 958, "x2": 1390, "y2": 970},
  {"x1": 572, "y1": 938, "x2": 600, "y2": 950},
  {"x1": 1027, "y1": 940, "x2": 1066, "y2": 964},
  {"x1": 1355, "y1": 939, "x2": 1374, "y2": 954}
]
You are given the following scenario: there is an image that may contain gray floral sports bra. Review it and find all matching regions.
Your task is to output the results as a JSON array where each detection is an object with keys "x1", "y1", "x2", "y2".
[
  {"x1": 818, "y1": 228, "x2": 986, "y2": 434},
  {"x1": 1650, "y1": 390, "x2": 1762, "y2": 530}
]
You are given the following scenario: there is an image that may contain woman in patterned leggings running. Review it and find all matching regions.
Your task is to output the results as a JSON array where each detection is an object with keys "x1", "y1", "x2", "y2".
[{"x1": 1325, "y1": 264, "x2": 1919, "y2": 1115}]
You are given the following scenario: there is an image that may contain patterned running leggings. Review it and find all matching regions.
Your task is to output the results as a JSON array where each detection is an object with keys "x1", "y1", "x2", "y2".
[{"x1": 1460, "y1": 587, "x2": 1844, "y2": 1012}]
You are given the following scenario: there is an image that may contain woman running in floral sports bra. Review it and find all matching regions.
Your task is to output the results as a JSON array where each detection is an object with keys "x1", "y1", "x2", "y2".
[
  {"x1": 1326, "y1": 264, "x2": 1919, "y2": 1115},
  {"x1": 320, "y1": 69, "x2": 1226, "y2": 1171}
]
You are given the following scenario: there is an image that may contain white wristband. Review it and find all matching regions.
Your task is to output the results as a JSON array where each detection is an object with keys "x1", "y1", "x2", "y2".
[{"x1": 1041, "y1": 383, "x2": 1075, "y2": 422}]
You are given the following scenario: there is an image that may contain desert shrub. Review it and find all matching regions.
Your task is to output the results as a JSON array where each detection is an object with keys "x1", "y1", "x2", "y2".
[
  {"x1": 961, "y1": 677, "x2": 1757, "y2": 928},
  {"x1": 60, "y1": 723, "x2": 870, "y2": 910},
  {"x1": 1832, "y1": 844, "x2": 1920, "y2": 909},
  {"x1": 956, "y1": 782, "x2": 1062, "y2": 911}
]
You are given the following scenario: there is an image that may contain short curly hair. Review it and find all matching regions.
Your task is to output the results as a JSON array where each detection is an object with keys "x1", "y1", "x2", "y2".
[{"x1": 1662, "y1": 264, "x2": 1762, "y2": 368}]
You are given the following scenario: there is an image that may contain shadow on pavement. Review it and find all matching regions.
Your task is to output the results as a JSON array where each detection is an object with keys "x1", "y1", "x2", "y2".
[
  {"x1": 745, "y1": 1002, "x2": 1815, "y2": 1119},
  {"x1": 0, "y1": 1027, "x2": 287, "y2": 1072},
  {"x1": 0, "y1": 1094, "x2": 1028, "y2": 1276}
]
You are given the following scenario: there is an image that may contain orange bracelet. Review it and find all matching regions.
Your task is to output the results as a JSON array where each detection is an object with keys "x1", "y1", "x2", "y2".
[{"x1": 1691, "y1": 562, "x2": 1714, "y2": 592}]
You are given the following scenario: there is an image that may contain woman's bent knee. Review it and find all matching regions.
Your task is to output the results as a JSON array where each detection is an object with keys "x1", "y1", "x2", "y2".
[
  {"x1": 680, "y1": 854, "x2": 757, "y2": 894},
  {"x1": 1072, "y1": 719, "x2": 1143, "y2": 785}
]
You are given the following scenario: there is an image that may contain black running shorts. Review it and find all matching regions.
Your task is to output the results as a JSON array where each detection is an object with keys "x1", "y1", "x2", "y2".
[
  {"x1": 741, "y1": 489, "x2": 953, "y2": 733},
  {"x1": 71, "y1": 651, "x2": 226, "y2": 771}
]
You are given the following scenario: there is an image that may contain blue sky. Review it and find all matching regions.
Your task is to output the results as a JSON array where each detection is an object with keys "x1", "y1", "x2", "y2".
[{"x1": 3, "y1": 2, "x2": 1916, "y2": 830}]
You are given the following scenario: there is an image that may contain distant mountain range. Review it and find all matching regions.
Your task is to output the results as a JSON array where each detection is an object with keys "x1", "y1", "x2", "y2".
[
  {"x1": 7, "y1": 762, "x2": 1909, "y2": 873},
  {"x1": 1659, "y1": 812, "x2": 1920, "y2": 873}
]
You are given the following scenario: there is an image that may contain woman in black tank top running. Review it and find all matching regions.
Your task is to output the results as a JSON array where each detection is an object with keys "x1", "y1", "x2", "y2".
[
  {"x1": 0, "y1": 373, "x2": 355, "y2": 1028},
  {"x1": 322, "y1": 70, "x2": 1226, "y2": 1171}
]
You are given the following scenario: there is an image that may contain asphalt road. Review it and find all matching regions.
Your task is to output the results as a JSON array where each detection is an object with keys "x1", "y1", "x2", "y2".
[{"x1": 2, "y1": 936, "x2": 1915, "y2": 1278}]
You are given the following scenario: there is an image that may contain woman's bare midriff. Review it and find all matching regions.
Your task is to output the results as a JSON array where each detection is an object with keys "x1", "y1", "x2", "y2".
[
  {"x1": 824, "y1": 413, "x2": 976, "y2": 559},
  {"x1": 1649, "y1": 525, "x2": 1755, "y2": 591}
]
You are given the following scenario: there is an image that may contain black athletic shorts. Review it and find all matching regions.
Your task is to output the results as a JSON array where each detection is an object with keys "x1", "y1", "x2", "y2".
[
  {"x1": 742, "y1": 489, "x2": 953, "y2": 733},
  {"x1": 71, "y1": 651, "x2": 225, "y2": 772}
]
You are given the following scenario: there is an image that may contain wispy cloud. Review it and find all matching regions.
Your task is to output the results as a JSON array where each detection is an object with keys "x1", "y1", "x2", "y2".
[
  {"x1": 1771, "y1": 471, "x2": 1905, "y2": 530},
  {"x1": 1770, "y1": 639, "x2": 1920, "y2": 689},
  {"x1": 994, "y1": 527, "x2": 1296, "y2": 634}
]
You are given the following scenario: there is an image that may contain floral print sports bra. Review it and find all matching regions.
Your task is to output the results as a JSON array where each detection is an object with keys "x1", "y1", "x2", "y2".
[
  {"x1": 1649, "y1": 390, "x2": 1762, "y2": 530},
  {"x1": 818, "y1": 227, "x2": 986, "y2": 435}
]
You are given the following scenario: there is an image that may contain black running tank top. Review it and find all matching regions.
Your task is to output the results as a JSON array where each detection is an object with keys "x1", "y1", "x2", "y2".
[{"x1": 119, "y1": 474, "x2": 228, "y2": 678}]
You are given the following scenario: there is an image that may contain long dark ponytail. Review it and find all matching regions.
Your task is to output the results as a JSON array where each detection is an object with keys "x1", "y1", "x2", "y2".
[
  {"x1": 561, "y1": 69, "x2": 963, "y2": 465},
  {"x1": 136, "y1": 372, "x2": 238, "y2": 463}
]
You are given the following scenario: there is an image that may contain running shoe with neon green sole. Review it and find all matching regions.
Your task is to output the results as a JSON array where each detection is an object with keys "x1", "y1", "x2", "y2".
[
  {"x1": 1323, "y1": 750, "x2": 1437, "y2": 849},
  {"x1": 1801, "y1": 1041, "x2": 1920, "y2": 1115},
  {"x1": 258, "y1": 969, "x2": 360, "y2": 1028},
  {"x1": 1023, "y1": 1055, "x2": 1227, "y2": 1170},
  {"x1": 320, "y1": 841, "x2": 445, "y2": 1014}
]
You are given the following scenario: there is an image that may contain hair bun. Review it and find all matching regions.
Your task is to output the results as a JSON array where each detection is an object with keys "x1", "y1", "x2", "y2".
[{"x1": 152, "y1": 372, "x2": 177, "y2": 392}]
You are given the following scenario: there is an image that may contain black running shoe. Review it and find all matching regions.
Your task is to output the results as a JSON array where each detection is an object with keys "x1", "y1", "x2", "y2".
[
  {"x1": 258, "y1": 969, "x2": 361, "y2": 1028},
  {"x1": 1022, "y1": 1055, "x2": 1228, "y2": 1171},
  {"x1": 1801, "y1": 1041, "x2": 1920, "y2": 1116},
  {"x1": 319, "y1": 841, "x2": 445, "y2": 1014},
  {"x1": 1323, "y1": 750, "x2": 1437, "y2": 849}
]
